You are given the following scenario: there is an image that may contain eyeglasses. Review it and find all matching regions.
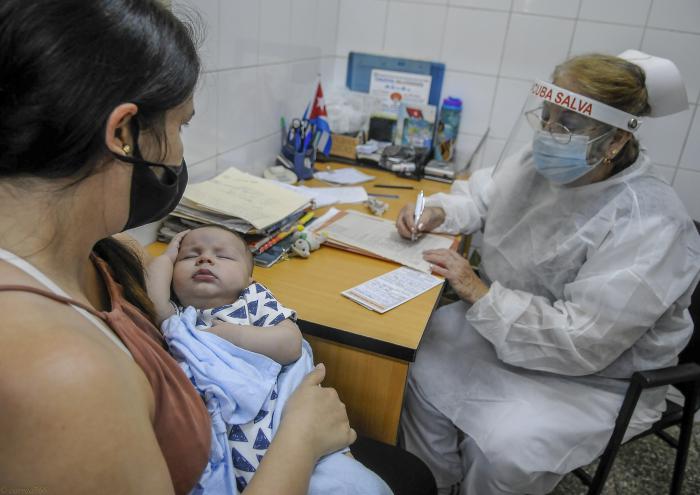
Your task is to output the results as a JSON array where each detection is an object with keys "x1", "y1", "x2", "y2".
[{"x1": 525, "y1": 107, "x2": 575, "y2": 144}]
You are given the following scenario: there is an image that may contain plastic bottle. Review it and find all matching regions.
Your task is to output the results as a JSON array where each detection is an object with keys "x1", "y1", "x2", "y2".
[{"x1": 434, "y1": 97, "x2": 462, "y2": 162}]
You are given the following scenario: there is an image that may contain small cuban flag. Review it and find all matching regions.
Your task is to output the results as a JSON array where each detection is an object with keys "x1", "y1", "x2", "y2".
[{"x1": 308, "y1": 82, "x2": 332, "y2": 156}]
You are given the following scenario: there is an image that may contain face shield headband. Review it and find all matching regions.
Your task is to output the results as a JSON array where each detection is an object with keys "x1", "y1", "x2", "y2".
[{"x1": 530, "y1": 80, "x2": 642, "y2": 133}]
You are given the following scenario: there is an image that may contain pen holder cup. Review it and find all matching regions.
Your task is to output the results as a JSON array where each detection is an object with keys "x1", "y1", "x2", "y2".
[{"x1": 282, "y1": 142, "x2": 315, "y2": 181}]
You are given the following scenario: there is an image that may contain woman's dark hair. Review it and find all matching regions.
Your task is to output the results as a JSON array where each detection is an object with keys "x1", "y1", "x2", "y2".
[
  {"x1": 0, "y1": 0, "x2": 201, "y2": 322},
  {"x1": 94, "y1": 237, "x2": 158, "y2": 322}
]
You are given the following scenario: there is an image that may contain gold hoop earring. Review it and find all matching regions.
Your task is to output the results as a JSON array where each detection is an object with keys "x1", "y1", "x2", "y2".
[{"x1": 122, "y1": 144, "x2": 132, "y2": 155}]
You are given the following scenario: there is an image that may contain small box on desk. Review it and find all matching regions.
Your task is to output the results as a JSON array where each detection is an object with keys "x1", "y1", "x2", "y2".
[{"x1": 329, "y1": 132, "x2": 363, "y2": 161}]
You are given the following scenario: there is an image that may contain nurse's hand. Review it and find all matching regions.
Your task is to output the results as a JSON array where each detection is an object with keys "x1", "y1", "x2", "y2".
[
  {"x1": 423, "y1": 248, "x2": 489, "y2": 304},
  {"x1": 396, "y1": 204, "x2": 446, "y2": 239}
]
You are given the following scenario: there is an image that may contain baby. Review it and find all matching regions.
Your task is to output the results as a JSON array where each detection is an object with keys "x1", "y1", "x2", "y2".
[{"x1": 147, "y1": 226, "x2": 302, "y2": 492}]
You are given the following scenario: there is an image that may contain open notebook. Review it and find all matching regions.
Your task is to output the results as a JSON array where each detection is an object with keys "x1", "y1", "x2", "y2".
[{"x1": 311, "y1": 209, "x2": 456, "y2": 273}]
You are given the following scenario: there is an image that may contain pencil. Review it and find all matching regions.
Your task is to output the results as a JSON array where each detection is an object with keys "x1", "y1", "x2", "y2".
[
  {"x1": 257, "y1": 226, "x2": 298, "y2": 254},
  {"x1": 368, "y1": 193, "x2": 400, "y2": 199},
  {"x1": 373, "y1": 184, "x2": 414, "y2": 190},
  {"x1": 257, "y1": 212, "x2": 314, "y2": 254}
]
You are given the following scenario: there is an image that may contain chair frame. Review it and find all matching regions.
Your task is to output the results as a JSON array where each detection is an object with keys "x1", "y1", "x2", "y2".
[{"x1": 573, "y1": 363, "x2": 700, "y2": 495}]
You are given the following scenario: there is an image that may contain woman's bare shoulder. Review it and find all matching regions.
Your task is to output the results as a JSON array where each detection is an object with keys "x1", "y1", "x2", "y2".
[
  {"x1": 0, "y1": 288, "x2": 148, "y2": 401},
  {"x1": 0, "y1": 290, "x2": 173, "y2": 493}
]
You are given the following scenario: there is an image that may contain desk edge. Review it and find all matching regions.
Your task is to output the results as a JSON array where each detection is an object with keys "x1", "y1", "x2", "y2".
[{"x1": 299, "y1": 319, "x2": 416, "y2": 362}]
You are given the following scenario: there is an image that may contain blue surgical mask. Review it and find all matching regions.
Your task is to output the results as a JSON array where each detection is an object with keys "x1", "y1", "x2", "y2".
[{"x1": 532, "y1": 131, "x2": 604, "y2": 185}]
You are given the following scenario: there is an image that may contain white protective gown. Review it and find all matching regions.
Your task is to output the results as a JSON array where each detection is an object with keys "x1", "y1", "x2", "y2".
[{"x1": 399, "y1": 147, "x2": 700, "y2": 495}]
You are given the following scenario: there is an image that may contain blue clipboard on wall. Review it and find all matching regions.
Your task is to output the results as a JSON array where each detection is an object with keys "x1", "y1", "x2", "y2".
[{"x1": 346, "y1": 52, "x2": 445, "y2": 107}]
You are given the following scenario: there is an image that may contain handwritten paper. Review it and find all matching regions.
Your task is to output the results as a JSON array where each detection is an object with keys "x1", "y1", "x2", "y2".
[
  {"x1": 316, "y1": 210, "x2": 454, "y2": 272},
  {"x1": 342, "y1": 267, "x2": 443, "y2": 313}
]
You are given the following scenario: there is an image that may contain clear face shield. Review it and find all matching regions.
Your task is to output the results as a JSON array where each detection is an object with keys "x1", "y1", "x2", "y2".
[{"x1": 493, "y1": 80, "x2": 642, "y2": 186}]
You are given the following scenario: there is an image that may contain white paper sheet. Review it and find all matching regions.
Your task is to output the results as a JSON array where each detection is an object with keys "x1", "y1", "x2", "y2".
[
  {"x1": 314, "y1": 168, "x2": 375, "y2": 185},
  {"x1": 342, "y1": 267, "x2": 443, "y2": 313},
  {"x1": 273, "y1": 184, "x2": 368, "y2": 208}
]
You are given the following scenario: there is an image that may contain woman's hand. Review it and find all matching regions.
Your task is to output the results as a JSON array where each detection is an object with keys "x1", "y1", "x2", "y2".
[
  {"x1": 423, "y1": 248, "x2": 489, "y2": 304},
  {"x1": 279, "y1": 363, "x2": 356, "y2": 459},
  {"x1": 396, "y1": 204, "x2": 445, "y2": 240},
  {"x1": 164, "y1": 229, "x2": 190, "y2": 263}
]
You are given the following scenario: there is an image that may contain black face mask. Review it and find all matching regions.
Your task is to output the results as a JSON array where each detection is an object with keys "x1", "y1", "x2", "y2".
[{"x1": 112, "y1": 121, "x2": 189, "y2": 231}]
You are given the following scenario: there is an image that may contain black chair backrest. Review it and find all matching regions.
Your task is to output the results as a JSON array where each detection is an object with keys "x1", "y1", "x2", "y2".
[{"x1": 678, "y1": 220, "x2": 700, "y2": 367}]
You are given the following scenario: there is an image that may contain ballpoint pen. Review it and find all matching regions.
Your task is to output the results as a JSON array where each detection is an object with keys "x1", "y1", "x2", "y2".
[{"x1": 412, "y1": 189, "x2": 425, "y2": 242}]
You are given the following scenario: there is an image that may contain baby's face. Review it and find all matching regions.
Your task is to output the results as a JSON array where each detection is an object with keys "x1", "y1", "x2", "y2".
[{"x1": 172, "y1": 227, "x2": 253, "y2": 309}]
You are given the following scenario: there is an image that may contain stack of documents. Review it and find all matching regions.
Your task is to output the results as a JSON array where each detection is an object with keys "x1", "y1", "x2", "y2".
[
  {"x1": 311, "y1": 208, "x2": 455, "y2": 273},
  {"x1": 159, "y1": 167, "x2": 312, "y2": 242}
]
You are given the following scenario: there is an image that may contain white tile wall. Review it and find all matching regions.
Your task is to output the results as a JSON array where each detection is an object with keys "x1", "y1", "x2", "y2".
[
  {"x1": 169, "y1": 0, "x2": 336, "y2": 185},
  {"x1": 638, "y1": 107, "x2": 694, "y2": 167},
  {"x1": 500, "y1": 14, "x2": 575, "y2": 80},
  {"x1": 450, "y1": 0, "x2": 511, "y2": 11},
  {"x1": 218, "y1": 0, "x2": 259, "y2": 69},
  {"x1": 672, "y1": 169, "x2": 700, "y2": 220},
  {"x1": 182, "y1": 72, "x2": 218, "y2": 165},
  {"x1": 512, "y1": 0, "x2": 580, "y2": 19},
  {"x1": 642, "y1": 29, "x2": 700, "y2": 103},
  {"x1": 442, "y1": 8, "x2": 509, "y2": 75},
  {"x1": 648, "y1": 0, "x2": 700, "y2": 34},
  {"x1": 172, "y1": 0, "x2": 700, "y2": 223},
  {"x1": 384, "y1": 2, "x2": 446, "y2": 60},
  {"x1": 680, "y1": 106, "x2": 700, "y2": 172},
  {"x1": 578, "y1": 0, "x2": 652, "y2": 26},
  {"x1": 570, "y1": 21, "x2": 644, "y2": 56},
  {"x1": 336, "y1": 0, "x2": 388, "y2": 58}
]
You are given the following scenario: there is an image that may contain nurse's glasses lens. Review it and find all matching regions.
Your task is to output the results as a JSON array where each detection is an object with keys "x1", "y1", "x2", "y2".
[{"x1": 526, "y1": 107, "x2": 572, "y2": 144}]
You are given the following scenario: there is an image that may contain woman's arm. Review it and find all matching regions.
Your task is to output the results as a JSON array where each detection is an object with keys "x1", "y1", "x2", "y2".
[
  {"x1": 204, "y1": 319, "x2": 303, "y2": 364},
  {"x1": 146, "y1": 255, "x2": 178, "y2": 325},
  {"x1": 145, "y1": 231, "x2": 190, "y2": 325},
  {"x1": 396, "y1": 167, "x2": 495, "y2": 239},
  {"x1": 0, "y1": 306, "x2": 175, "y2": 494},
  {"x1": 468, "y1": 216, "x2": 700, "y2": 376},
  {"x1": 244, "y1": 364, "x2": 356, "y2": 495}
]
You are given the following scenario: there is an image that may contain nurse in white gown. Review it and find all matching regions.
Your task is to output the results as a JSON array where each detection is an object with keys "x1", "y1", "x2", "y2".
[{"x1": 396, "y1": 51, "x2": 700, "y2": 495}]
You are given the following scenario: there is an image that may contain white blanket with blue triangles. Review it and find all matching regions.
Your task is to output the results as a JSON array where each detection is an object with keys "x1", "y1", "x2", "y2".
[
  {"x1": 163, "y1": 300, "x2": 392, "y2": 494},
  {"x1": 193, "y1": 282, "x2": 297, "y2": 329}
]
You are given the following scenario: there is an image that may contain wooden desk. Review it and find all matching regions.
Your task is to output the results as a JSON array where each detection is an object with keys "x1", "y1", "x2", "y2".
[{"x1": 149, "y1": 163, "x2": 453, "y2": 444}]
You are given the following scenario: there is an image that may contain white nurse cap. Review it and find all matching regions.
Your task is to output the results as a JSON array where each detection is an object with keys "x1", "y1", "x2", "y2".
[{"x1": 618, "y1": 49, "x2": 688, "y2": 117}]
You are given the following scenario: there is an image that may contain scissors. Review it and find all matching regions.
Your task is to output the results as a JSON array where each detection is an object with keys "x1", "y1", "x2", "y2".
[{"x1": 412, "y1": 189, "x2": 425, "y2": 242}]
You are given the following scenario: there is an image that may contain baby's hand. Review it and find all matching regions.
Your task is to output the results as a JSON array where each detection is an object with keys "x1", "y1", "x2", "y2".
[{"x1": 164, "y1": 230, "x2": 190, "y2": 263}]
